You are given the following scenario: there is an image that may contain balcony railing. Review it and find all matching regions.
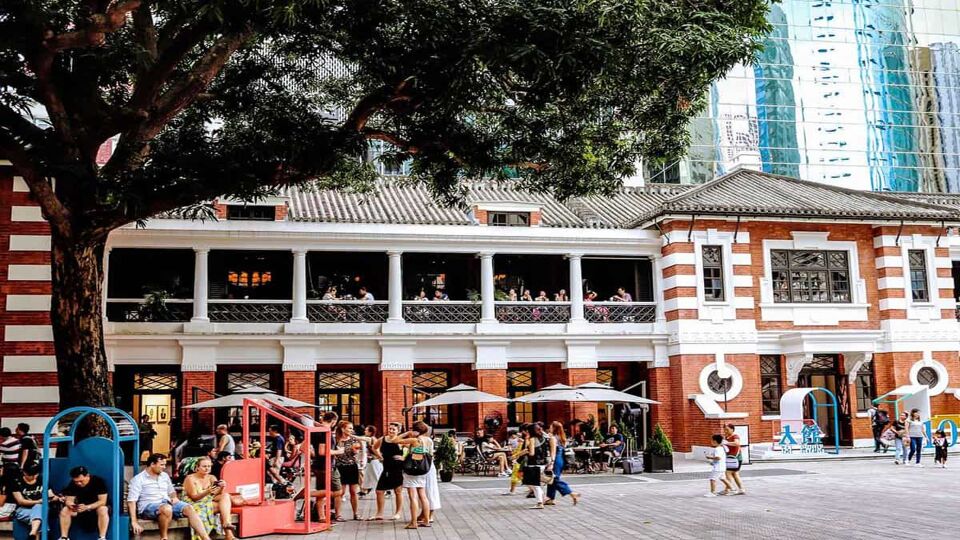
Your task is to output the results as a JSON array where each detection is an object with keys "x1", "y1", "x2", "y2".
[
  {"x1": 585, "y1": 302, "x2": 657, "y2": 323},
  {"x1": 106, "y1": 298, "x2": 193, "y2": 322},
  {"x1": 495, "y1": 302, "x2": 571, "y2": 323},
  {"x1": 403, "y1": 301, "x2": 480, "y2": 323},
  {"x1": 208, "y1": 300, "x2": 292, "y2": 323},
  {"x1": 307, "y1": 300, "x2": 388, "y2": 323}
]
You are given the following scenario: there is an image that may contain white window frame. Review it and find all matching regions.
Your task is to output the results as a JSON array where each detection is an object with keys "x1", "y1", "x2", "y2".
[
  {"x1": 760, "y1": 232, "x2": 869, "y2": 325},
  {"x1": 898, "y1": 234, "x2": 942, "y2": 321},
  {"x1": 692, "y1": 229, "x2": 739, "y2": 322}
]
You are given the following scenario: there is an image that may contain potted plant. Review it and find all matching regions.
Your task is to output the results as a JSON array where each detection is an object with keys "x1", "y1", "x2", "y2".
[
  {"x1": 643, "y1": 424, "x2": 674, "y2": 473},
  {"x1": 435, "y1": 433, "x2": 458, "y2": 482},
  {"x1": 138, "y1": 288, "x2": 173, "y2": 322}
]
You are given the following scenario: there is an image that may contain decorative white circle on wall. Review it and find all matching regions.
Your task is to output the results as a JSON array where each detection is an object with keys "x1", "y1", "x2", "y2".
[
  {"x1": 909, "y1": 359, "x2": 949, "y2": 396},
  {"x1": 699, "y1": 363, "x2": 743, "y2": 402}
]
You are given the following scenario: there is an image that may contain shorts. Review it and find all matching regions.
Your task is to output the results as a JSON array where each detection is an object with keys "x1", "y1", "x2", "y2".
[
  {"x1": 708, "y1": 470, "x2": 725, "y2": 481},
  {"x1": 138, "y1": 500, "x2": 190, "y2": 520}
]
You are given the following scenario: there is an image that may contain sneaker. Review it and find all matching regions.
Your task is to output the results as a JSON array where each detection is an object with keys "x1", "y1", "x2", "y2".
[
  {"x1": 734, "y1": 490, "x2": 746, "y2": 496},
  {"x1": 916, "y1": 463, "x2": 924, "y2": 468},
  {"x1": 704, "y1": 493, "x2": 717, "y2": 498}
]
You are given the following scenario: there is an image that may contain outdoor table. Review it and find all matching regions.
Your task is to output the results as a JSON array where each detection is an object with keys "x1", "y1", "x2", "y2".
[{"x1": 572, "y1": 445, "x2": 600, "y2": 473}]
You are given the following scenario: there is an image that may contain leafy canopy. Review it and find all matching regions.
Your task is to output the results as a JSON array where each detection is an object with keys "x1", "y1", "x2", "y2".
[{"x1": 0, "y1": 0, "x2": 771, "y2": 236}]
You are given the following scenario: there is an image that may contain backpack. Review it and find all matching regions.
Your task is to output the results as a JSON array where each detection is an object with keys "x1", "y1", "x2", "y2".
[{"x1": 874, "y1": 410, "x2": 889, "y2": 426}]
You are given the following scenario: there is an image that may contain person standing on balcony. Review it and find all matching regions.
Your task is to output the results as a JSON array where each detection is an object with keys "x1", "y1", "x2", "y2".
[
  {"x1": 322, "y1": 286, "x2": 338, "y2": 300},
  {"x1": 414, "y1": 289, "x2": 428, "y2": 301},
  {"x1": 534, "y1": 291, "x2": 549, "y2": 302},
  {"x1": 508, "y1": 289, "x2": 518, "y2": 301},
  {"x1": 554, "y1": 289, "x2": 568, "y2": 301},
  {"x1": 611, "y1": 287, "x2": 632, "y2": 302},
  {"x1": 432, "y1": 289, "x2": 449, "y2": 301},
  {"x1": 520, "y1": 290, "x2": 534, "y2": 302}
]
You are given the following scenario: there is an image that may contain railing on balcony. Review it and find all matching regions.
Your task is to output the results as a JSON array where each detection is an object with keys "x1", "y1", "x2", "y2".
[
  {"x1": 403, "y1": 301, "x2": 481, "y2": 323},
  {"x1": 106, "y1": 298, "x2": 193, "y2": 322},
  {"x1": 585, "y1": 302, "x2": 657, "y2": 323},
  {"x1": 495, "y1": 302, "x2": 571, "y2": 323},
  {"x1": 307, "y1": 300, "x2": 389, "y2": 323},
  {"x1": 208, "y1": 300, "x2": 293, "y2": 323}
]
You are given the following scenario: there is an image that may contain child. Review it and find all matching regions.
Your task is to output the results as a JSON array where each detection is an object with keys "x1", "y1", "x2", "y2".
[
  {"x1": 933, "y1": 430, "x2": 948, "y2": 468},
  {"x1": 706, "y1": 434, "x2": 732, "y2": 497}
]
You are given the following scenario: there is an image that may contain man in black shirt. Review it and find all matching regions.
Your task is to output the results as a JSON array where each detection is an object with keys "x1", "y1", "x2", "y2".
[
  {"x1": 59, "y1": 466, "x2": 109, "y2": 540},
  {"x1": 15, "y1": 424, "x2": 38, "y2": 470},
  {"x1": 11, "y1": 464, "x2": 49, "y2": 538},
  {"x1": 265, "y1": 425, "x2": 286, "y2": 485}
]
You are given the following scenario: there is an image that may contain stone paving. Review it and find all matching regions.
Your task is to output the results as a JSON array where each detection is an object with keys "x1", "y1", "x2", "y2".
[{"x1": 272, "y1": 458, "x2": 957, "y2": 539}]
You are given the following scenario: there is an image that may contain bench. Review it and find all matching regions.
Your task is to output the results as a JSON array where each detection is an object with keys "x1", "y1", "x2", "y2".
[{"x1": 2, "y1": 512, "x2": 238, "y2": 540}]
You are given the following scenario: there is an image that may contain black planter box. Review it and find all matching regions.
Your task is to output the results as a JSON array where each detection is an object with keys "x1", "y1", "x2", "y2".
[
  {"x1": 643, "y1": 452, "x2": 674, "y2": 473},
  {"x1": 439, "y1": 469, "x2": 454, "y2": 482}
]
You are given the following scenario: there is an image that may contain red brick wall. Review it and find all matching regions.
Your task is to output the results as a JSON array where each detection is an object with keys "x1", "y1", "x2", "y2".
[
  {"x1": 377, "y1": 370, "x2": 412, "y2": 431},
  {"x1": 283, "y1": 371, "x2": 315, "y2": 415},
  {"x1": 182, "y1": 371, "x2": 216, "y2": 432},
  {"x1": 474, "y1": 369, "x2": 508, "y2": 435},
  {"x1": 275, "y1": 204, "x2": 288, "y2": 221}
]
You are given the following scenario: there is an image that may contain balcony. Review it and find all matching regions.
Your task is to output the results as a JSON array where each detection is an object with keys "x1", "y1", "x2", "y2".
[
  {"x1": 208, "y1": 300, "x2": 292, "y2": 323},
  {"x1": 105, "y1": 248, "x2": 662, "y2": 330},
  {"x1": 307, "y1": 300, "x2": 389, "y2": 323},
  {"x1": 586, "y1": 302, "x2": 657, "y2": 323},
  {"x1": 495, "y1": 302, "x2": 571, "y2": 323},
  {"x1": 106, "y1": 298, "x2": 193, "y2": 322}
]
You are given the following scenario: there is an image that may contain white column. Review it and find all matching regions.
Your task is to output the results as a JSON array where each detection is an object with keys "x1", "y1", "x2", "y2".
[
  {"x1": 388, "y1": 251, "x2": 404, "y2": 323},
  {"x1": 569, "y1": 254, "x2": 585, "y2": 322},
  {"x1": 480, "y1": 252, "x2": 496, "y2": 323},
  {"x1": 652, "y1": 254, "x2": 667, "y2": 325},
  {"x1": 191, "y1": 248, "x2": 209, "y2": 322},
  {"x1": 291, "y1": 249, "x2": 308, "y2": 323}
]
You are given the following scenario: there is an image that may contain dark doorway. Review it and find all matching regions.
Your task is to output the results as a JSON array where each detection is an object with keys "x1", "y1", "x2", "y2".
[
  {"x1": 209, "y1": 251, "x2": 292, "y2": 300},
  {"x1": 308, "y1": 252, "x2": 388, "y2": 300},
  {"x1": 114, "y1": 366, "x2": 181, "y2": 457},
  {"x1": 403, "y1": 253, "x2": 479, "y2": 300},
  {"x1": 582, "y1": 258, "x2": 653, "y2": 302},
  {"x1": 797, "y1": 355, "x2": 852, "y2": 446},
  {"x1": 494, "y1": 255, "x2": 567, "y2": 298}
]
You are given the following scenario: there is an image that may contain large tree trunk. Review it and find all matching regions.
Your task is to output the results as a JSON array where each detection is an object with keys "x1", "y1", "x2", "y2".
[{"x1": 49, "y1": 230, "x2": 114, "y2": 410}]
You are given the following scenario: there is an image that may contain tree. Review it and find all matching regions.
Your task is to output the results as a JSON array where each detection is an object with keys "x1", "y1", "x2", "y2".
[{"x1": 0, "y1": 0, "x2": 771, "y2": 410}]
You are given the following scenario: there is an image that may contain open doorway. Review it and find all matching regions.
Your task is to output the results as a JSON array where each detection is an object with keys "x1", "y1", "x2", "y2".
[{"x1": 797, "y1": 355, "x2": 853, "y2": 446}]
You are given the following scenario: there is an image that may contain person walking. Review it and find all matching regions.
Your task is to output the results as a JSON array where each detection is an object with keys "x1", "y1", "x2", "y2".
[
  {"x1": 933, "y1": 430, "x2": 948, "y2": 468},
  {"x1": 544, "y1": 422, "x2": 579, "y2": 506},
  {"x1": 521, "y1": 423, "x2": 551, "y2": 510},
  {"x1": 869, "y1": 405, "x2": 889, "y2": 453},
  {"x1": 905, "y1": 408, "x2": 926, "y2": 466},
  {"x1": 891, "y1": 412, "x2": 908, "y2": 464},
  {"x1": 722, "y1": 424, "x2": 745, "y2": 495}
]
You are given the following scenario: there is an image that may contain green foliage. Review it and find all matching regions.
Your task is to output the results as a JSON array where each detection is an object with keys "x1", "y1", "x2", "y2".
[
  {"x1": 434, "y1": 433, "x2": 459, "y2": 473},
  {"x1": 648, "y1": 424, "x2": 673, "y2": 456},
  {"x1": 138, "y1": 288, "x2": 172, "y2": 322},
  {"x1": 0, "y1": 0, "x2": 772, "y2": 232}
]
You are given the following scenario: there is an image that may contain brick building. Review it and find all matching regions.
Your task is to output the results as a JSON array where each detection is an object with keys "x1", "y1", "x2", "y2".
[{"x1": 4, "y1": 162, "x2": 960, "y2": 454}]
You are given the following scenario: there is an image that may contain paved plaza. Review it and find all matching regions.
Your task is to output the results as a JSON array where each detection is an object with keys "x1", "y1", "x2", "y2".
[{"x1": 290, "y1": 458, "x2": 955, "y2": 540}]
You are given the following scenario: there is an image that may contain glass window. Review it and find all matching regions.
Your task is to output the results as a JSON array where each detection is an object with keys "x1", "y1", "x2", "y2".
[
  {"x1": 413, "y1": 370, "x2": 450, "y2": 427},
  {"x1": 488, "y1": 212, "x2": 530, "y2": 227},
  {"x1": 134, "y1": 373, "x2": 178, "y2": 391},
  {"x1": 226, "y1": 205, "x2": 274, "y2": 221},
  {"x1": 224, "y1": 371, "x2": 274, "y2": 430},
  {"x1": 917, "y1": 367, "x2": 939, "y2": 389},
  {"x1": 707, "y1": 370, "x2": 732, "y2": 395},
  {"x1": 507, "y1": 370, "x2": 535, "y2": 426},
  {"x1": 597, "y1": 369, "x2": 614, "y2": 387},
  {"x1": 770, "y1": 249, "x2": 851, "y2": 303},
  {"x1": 317, "y1": 371, "x2": 362, "y2": 426},
  {"x1": 760, "y1": 356, "x2": 782, "y2": 414},
  {"x1": 702, "y1": 245, "x2": 725, "y2": 301},
  {"x1": 908, "y1": 250, "x2": 929, "y2": 302},
  {"x1": 854, "y1": 361, "x2": 876, "y2": 413}
]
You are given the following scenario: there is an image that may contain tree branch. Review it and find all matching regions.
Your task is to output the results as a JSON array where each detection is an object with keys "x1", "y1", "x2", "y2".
[
  {"x1": 42, "y1": 1, "x2": 142, "y2": 52},
  {"x1": 362, "y1": 129, "x2": 418, "y2": 154},
  {"x1": 0, "y1": 133, "x2": 72, "y2": 237},
  {"x1": 342, "y1": 79, "x2": 414, "y2": 133},
  {"x1": 126, "y1": 22, "x2": 213, "y2": 114},
  {"x1": 132, "y1": 3, "x2": 158, "y2": 62}
]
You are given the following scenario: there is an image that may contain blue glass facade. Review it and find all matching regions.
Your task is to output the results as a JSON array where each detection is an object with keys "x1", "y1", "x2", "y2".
[{"x1": 671, "y1": 0, "x2": 960, "y2": 192}]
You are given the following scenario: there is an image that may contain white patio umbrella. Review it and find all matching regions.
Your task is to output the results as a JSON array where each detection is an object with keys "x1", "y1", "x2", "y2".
[
  {"x1": 573, "y1": 382, "x2": 659, "y2": 405},
  {"x1": 183, "y1": 385, "x2": 317, "y2": 409},
  {"x1": 513, "y1": 383, "x2": 587, "y2": 403},
  {"x1": 410, "y1": 383, "x2": 510, "y2": 408}
]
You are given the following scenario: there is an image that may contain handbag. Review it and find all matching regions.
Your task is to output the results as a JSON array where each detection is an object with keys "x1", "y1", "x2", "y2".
[
  {"x1": 541, "y1": 467, "x2": 555, "y2": 486},
  {"x1": 403, "y1": 452, "x2": 432, "y2": 476},
  {"x1": 522, "y1": 464, "x2": 543, "y2": 485}
]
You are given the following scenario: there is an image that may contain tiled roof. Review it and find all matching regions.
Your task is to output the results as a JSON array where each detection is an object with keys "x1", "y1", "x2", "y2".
[
  {"x1": 886, "y1": 192, "x2": 960, "y2": 212},
  {"x1": 285, "y1": 181, "x2": 691, "y2": 228},
  {"x1": 627, "y1": 169, "x2": 959, "y2": 226}
]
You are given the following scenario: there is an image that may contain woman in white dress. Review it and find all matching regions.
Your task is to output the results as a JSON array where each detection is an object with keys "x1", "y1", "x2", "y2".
[
  {"x1": 398, "y1": 421, "x2": 433, "y2": 529},
  {"x1": 423, "y1": 426, "x2": 441, "y2": 516}
]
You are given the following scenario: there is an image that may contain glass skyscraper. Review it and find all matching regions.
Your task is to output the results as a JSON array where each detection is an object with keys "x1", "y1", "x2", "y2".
[{"x1": 664, "y1": 0, "x2": 960, "y2": 192}]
